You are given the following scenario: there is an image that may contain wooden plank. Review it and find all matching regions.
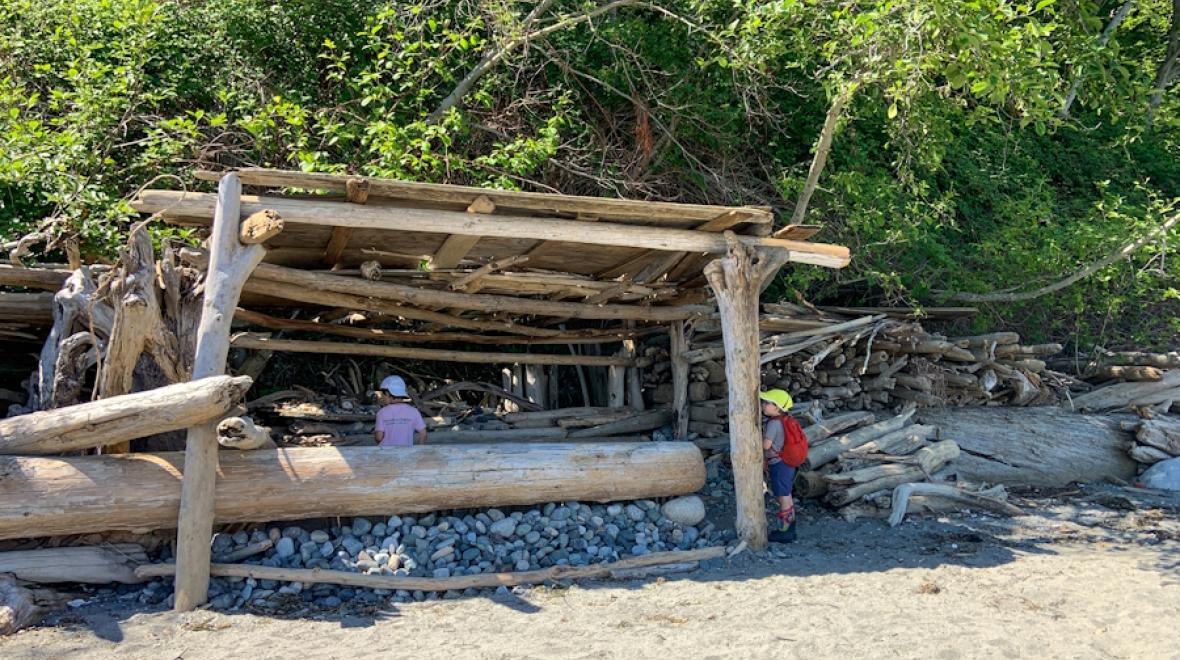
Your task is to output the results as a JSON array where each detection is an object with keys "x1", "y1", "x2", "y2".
[
  {"x1": 431, "y1": 235, "x2": 482, "y2": 269},
  {"x1": 195, "y1": 168, "x2": 772, "y2": 226},
  {"x1": 0, "y1": 264, "x2": 70, "y2": 291},
  {"x1": 231, "y1": 333, "x2": 635, "y2": 366},
  {"x1": 135, "y1": 191, "x2": 851, "y2": 268}
]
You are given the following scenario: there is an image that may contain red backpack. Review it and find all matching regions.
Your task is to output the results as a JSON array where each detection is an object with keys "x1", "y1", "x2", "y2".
[{"x1": 774, "y1": 415, "x2": 809, "y2": 468}]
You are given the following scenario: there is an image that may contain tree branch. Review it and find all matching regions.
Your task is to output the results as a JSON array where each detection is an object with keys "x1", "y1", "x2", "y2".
[
  {"x1": 780, "y1": 83, "x2": 858, "y2": 233},
  {"x1": 428, "y1": 0, "x2": 638, "y2": 123},
  {"x1": 941, "y1": 212, "x2": 1179, "y2": 303},
  {"x1": 1061, "y1": 0, "x2": 1135, "y2": 119}
]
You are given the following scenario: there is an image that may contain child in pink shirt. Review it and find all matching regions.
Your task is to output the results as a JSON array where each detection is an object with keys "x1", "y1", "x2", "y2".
[{"x1": 374, "y1": 375, "x2": 427, "y2": 447}]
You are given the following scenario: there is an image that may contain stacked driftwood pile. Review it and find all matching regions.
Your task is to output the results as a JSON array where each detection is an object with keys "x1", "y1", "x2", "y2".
[
  {"x1": 1121, "y1": 416, "x2": 1180, "y2": 470},
  {"x1": 642, "y1": 304, "x2": 1070, "y2": 417},
  {"x1": 780, "y1": 405, "x2": 1018, "y2": 522},
  {"x1": 1056, "y1": 350, "x2": 1180, "y2": 415}
]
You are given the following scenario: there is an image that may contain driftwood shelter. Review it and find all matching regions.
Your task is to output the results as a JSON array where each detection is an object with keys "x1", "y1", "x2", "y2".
[{"x1": 5, "y1": 169, "x2": 850, "y2": 612}]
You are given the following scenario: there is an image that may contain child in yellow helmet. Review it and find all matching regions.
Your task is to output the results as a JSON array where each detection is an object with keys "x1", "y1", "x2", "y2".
[{"x1": 759, "y1": 388, "x2": 798, "y2": 543}]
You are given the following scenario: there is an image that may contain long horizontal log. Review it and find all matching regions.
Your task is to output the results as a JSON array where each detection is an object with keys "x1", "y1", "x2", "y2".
[
  {"x1": 1102, "y1": 351, "x2": 1180, "y2": 369},
  {"x1": 567, "y1": 408, "x2": 673, "y2": 438},
  {"x1": 137, "y1": 546, "x2": 725, "y2": 592},
  {"x1": 249, "y1": 261, "x2": 706, "y2": 322},
  {"x1": 801, "y1": 411, "x2": 875, "y2": 443},
  {"x1": 230, "y1": 333, "x2": 632, "y2": 367},
  {"x1": 0, "y1": 443, "x2": 705, "y2": 540},
  {"x1": 1067, "y1": 368, "x2": 1180, "y2": 411},
  {"x1": 917, "y1": 407, "x2": 1137, "y2": 486},
  {"x1": 133, "y1": 190, "x2": 850, "y2": 268},
  {"x1": 232, "y1": 307, "x2": 639, "y2": 346},
  {"x1": 0, "y1": 375, "x2": 252, "y2": 455},
  {"x1": 0, "y1": 544, "x2": 148, "y2": 584},
  {"x1": 0, "y1": 292, "x2": 54, "y2": 324},
  {"x1": 196, "y1": 168, "x2": 769, "y2": 226},
  {"x1": 0, "y1": 264, "x2": 71, "y2": 291}
]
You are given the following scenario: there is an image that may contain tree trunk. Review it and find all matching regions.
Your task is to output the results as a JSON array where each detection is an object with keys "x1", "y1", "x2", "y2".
[
  {"x1": 0, "y1": 375, "x2": 252, "y2": 455},
  {"x1": 0, "y1": 443, "x2": 705, "y2": 541},
  {"x1": 704, "y1": 234, "x2": 766, "y2": 550},
  {"x1": 917, "y1": 406, "x2": 1137, "y2": 486},
  {"x1": 174, "y1": 173, "x2": 270, "y2": 611}
]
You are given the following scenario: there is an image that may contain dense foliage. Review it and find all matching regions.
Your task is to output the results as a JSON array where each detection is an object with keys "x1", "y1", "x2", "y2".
[{"x1": 1, "y1": 0, "x2": 1177, "y2": 347}]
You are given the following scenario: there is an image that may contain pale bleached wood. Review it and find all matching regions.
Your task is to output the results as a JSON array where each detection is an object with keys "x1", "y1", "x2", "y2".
[
  {"x1": 229, "y1": 334, "x2": 632, "y2": 367},
  {"x1": 138, "y1": 546, "x2": 724, "y2": 592},
  {"x1": 0, "y1": 443, "x2": 705, "y2": 541},
  {"x1": 1067, "y1": 368, "x2": 1180, "y2": 411},
  {"x1": 194, "y1": 168, "x2": 770, "y2": 227},
  {"x1": 175, "y1": 172, "x2": 269, "y2": 612},
  {"x1": 0, "y1": 575, "x2": 40, "y2": 635},
  {"x1": 239, "y1": 209, "x2": 284, "y2": 244},
  {"x1": 705, "y1": 234, "x2": 766, "y2": 550},
  {"x1": 803, "y1": 405, "x2": 917, "y2": 470},
  {"x1": 800, "y1": 411, "x2": 875, "y2": 443},
  {"x1": 1136, "y1": 418, "x2": 1180, "y2": 455},
  {"x1": 134, "y1": 190, "x2": 850, "y2": 268},
  {"x1": 0, "y1": 264, "x2": 70, "y2": 291},
  {"x1": 0, "y1": 544, "x2": 148, "y2": 584},
  {"x1": 825, "y1": 440, "x2": 959, "y2": 484},
  {"x1": 431, "y1": 235, "x2": 482, "y2": 269},
  {"x1": 0, "y1": 375, "x2": 252, "y2": 455},
  {"x1": 566, "y1": 408, "x2": 673, "y2": 438},
  {"x1": 888, "y1": 483, "x2": 1021, "y2": 527},
  {"x1": 216, "y1": 416, "x2": 275, "y2": 450}
]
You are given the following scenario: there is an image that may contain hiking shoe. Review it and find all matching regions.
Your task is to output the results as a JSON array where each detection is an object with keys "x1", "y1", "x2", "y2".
[{"x1": 768, "y1": 523, "x2": 796, "y2": 544}]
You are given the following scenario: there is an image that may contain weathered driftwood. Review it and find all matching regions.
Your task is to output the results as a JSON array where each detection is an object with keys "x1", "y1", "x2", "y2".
[
  {"x1": 0, "y1": 544, "x2": 148, "y2": 584},
  {"x1": 0, "y1": 375, "x2": 251, "y2": 455},
  {"x1": 1067, "y1": 369, "x2": 1180, "y2": 411},
  {"x1": 1135, "y1": 418, "x2": 1180, "y2": 455},
  {"x1": 135, "y1": 189, "x2": 850, "y2": 267},
  {"x1": 0, "y1": 574, "x2": 41, "y2": 636},
  {"x1": 1102, "y1": 351, "x2": 1180, "y2": 369},
  {"x1": 1090, "y1": 365, "x2": 1164, "y2": 381},
  {"x1": 0, "y1": 443, "x2": 705, "y2": 541},
  {"x1": 567, "y1": 409, "x2": 673, "y2": 438},
  {"x1": 137, "y1": 546, "x2": 725, "y2": 592},
  {"x1": 825, "y1": 440, "x2": 959, "y2": 484},
  {"x1": 842, "y1": 425, "x2": 938, "y2": 457},
  {"x1": 804, "y1": 406, "x2": 917, "y2": 470},
  {"x1": 230, "y1": 334, "x2": 632, "y2": 367},
  {"x1": 1129, "y1": 445, "x2": 1172, "y2": 464},
  {"x1": 670, "y1": 321, "x2": 691, "y2": 439},
  {"x1": 217, "y1": 417, "x2": 276, "y2": 450},
  {"x1": 801, "y1": 411, "x2": 874, "y2": 443},
  {"x1": 705, "y1": 236, "x2": 767, "y2": 550},
  {"x1": 825, "y1": 444, "x2": 957, "y2": 507},
  {"x1": 917, "y1": 407, "x2": 1138, "y2": 486},
  {"x1": 175, "y1": 173, "x2": 273, "y2": 611},
  {"x1": 213, "y1": 540, "x2": 273, "y2": 564},
  {"x1": 888, "y1": 483, "x2": 1021, "y2": 527}
]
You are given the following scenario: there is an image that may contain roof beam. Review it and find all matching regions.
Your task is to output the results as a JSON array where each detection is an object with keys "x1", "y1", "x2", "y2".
[{"x1": 136, "y1": 191, "x2": 850, "y2": 269}]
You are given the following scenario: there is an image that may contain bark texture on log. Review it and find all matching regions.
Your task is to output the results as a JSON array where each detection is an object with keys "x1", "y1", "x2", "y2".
[
  {"x1": 917, "y1": 407, "x2": 1137, "y2": 486},
  {"x1": 705, "y1": 234, "x2": 766, "y2": 550},
  {"x1": 0, "y1": 443, "x2": 705, "y2": 541},
  {"x1": 0, "y1": 375, "x2": 252, "y2": 455}
]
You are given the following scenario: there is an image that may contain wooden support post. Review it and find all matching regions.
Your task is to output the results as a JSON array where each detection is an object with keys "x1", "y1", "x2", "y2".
[
  {"x1": 500, "y1": 367, "x2": 519, "y2": 413},
  {"x1": 174, "y1": 173, "x2": 269, "y2": 612},
  {"x1": 524, "y1": 364, "x2": 548, "y2": 408},
  {"x1": 704, "y1": 233, "x2": 766, "y2": 551},
  {"x1": 624, "y1": 328, "x2": 645, "y2": 412},
  {"x1": 670, "y1": 321, "x2": 690, "y2": 439},
  {"x1": 607, "y1": 351, "x2": 626, "y2": 409}
]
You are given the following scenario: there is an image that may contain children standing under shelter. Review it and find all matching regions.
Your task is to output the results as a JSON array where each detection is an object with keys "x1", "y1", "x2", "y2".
[
  {"x1": 759, "y1": 388, "x2": 806, "y2": 543},
  {"x1": 374, "y1": 375, "x2": 427, "y2": 447}
]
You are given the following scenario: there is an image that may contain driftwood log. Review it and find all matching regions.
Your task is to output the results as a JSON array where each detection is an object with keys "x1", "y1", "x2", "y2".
[
  {"x1": 0, "y1": 443, "x2": 705, "y2": 541},
  {"x1": 0, "y1": 375, "x2": 252, "y2": 455},
  {"x1": 804, "y1": 406, "x2": 917, "y2": 469},
  {"x1": 137, "y1": 546, "x2": 725, "y2": 592},
  {"x1": 888, "y1": 483, "x2": 1021, "y2": 527},
  {"x1": 0, "y1": 544, "x2": 148, "y2": 584},
  {"x1": 216, "y1": 417, "x2": 276, "y2": 450},
  {"x1": 917, "y1": 406, "x2": 1137, "y2": 486}
]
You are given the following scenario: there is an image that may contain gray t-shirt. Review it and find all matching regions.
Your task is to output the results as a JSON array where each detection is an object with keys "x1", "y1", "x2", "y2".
[{"x1": 764, "y1": 417, "x2": 784, "y2": 464}]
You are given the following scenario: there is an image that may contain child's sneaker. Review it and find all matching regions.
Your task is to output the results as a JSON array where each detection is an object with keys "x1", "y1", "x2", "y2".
[{"x1": 769, "y1": 522, "x2": 796, "y2": 544}]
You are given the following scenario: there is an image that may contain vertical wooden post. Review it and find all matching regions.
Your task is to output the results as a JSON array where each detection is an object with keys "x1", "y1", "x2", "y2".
[
  {"x1": 524, "y1": 364, "x2": 548, "y2": 409},
  {"x1": 173, "y1": 173, "x2": 270, "y2": 611},
  {"x1": 623, "y1": 323, "x2": 644, "y2": 411},
  {"x1": 500, "y1": 367, "x2": 519, "y2": 413},
  {"x1": 669, "y1": 320, "x2": 690, "y2": 439},
  {"x1": 704, "y1": 233, "x2": 767, "y2": 551},
  {"x1": 607, "y1": 350, "x2": 626, "y2": 408}
]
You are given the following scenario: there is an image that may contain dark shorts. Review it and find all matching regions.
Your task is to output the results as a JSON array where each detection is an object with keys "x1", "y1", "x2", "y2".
[{"x1": 767, "y1": 461, "x2": 795, "y2": 497}]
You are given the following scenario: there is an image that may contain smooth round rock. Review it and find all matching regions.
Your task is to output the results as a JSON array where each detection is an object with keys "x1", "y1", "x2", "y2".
[{"x1": 661, "y1": 495, "x2": 706, "y2": 526}]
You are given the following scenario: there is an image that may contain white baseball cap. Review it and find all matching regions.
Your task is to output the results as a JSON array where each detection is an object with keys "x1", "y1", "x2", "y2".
[{"x1": 380, "y1": 375, "x2": 407, "y2": 397}]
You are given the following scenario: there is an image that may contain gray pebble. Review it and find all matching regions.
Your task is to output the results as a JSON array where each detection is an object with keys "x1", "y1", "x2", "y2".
[
  {"x1": 432, "y1": 567, "x2": 451, "y2": 578},
  {"x1": 310, "y1": 530, "x2": 330, "y2": 544},
  {"x1": 489, "y1": 518, "x2": 517, "y2": 538},
  {"x1": 625, "y1": 504, "x2": 646, "y2": 522},
  {"x1": 275, "y1": 537, "x2": 296, "y2": 559},
  {"x1": 352, "y1": 518, "x2": 373, "y2": 536}
]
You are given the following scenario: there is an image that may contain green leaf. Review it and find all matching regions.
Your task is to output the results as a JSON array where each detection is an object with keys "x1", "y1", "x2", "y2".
[{"x1": 887, "y1": 103, "x2": 898, "y2": 119}]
